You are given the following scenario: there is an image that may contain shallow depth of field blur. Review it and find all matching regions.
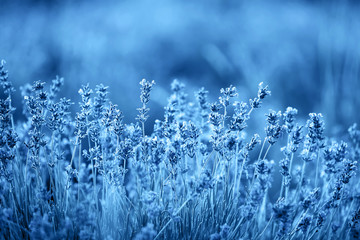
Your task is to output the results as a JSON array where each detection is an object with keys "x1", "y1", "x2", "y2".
[
  {"x1": 1, "y1": 0, "x2": 360, "y2": 134},
  {"x1": 2, "y1": 0, "x2": 360, "y2": 239}
]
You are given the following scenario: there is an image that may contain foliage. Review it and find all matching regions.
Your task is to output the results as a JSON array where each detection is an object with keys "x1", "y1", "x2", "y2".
[{"x1": 0, "y1": 60, "x2": 359, "y2": 239}]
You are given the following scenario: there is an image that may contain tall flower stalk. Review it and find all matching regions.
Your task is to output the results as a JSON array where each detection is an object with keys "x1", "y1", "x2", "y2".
[{"x1": 0, "y1": 59, "x2": 358, "y2": 240}]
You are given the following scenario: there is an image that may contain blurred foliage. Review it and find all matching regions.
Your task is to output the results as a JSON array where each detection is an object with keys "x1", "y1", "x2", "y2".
[{"x1": 1, "y1": 0, "x2": 359, "y2": 135}]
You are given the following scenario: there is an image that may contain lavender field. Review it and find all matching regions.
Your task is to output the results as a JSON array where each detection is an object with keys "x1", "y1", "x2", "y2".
[{"x1": 0, "y1": 0, "x2": 360, "y2": 239}]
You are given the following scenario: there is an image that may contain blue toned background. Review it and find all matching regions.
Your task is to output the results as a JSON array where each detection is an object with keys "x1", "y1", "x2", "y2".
[{"x1": 1, "y1": 0, "x2": 359, "y2": 134}]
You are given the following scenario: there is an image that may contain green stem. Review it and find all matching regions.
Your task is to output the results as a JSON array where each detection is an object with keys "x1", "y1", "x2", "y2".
[
  {"x1": 154, "y1": 198, "x2": 191, "y2": 240},
  {"x1": 285, "y1": 153, "x2": 294, "y2": 200},
  {"x1": 315, "y1": 149, "x2": 320, "y2": 187}
]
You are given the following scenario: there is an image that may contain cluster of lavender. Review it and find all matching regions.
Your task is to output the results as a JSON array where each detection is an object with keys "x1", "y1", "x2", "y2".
[{"x1": 0, "y1": 60, "x2": 359, "y2": 240}]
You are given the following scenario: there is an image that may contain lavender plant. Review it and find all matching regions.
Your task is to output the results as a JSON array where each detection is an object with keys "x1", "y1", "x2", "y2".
[{"x1": 0, "y1": 59, "x2": 359, "y2": 240}]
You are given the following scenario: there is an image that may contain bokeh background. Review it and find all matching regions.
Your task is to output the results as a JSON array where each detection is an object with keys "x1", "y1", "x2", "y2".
[{"x1": 1, "y1": 0, "x2": 360, "y2": 136}]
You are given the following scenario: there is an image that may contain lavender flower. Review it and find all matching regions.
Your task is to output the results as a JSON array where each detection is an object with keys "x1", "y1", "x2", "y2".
[
  {"x1": 0, "y1": 60, "x2": 15, "y2": 95},
  {"x1": 297, "y1": 215, "x2": 312, "y2": 234},
  {"x1": 307, "y1": 113, "x2": 325, "y2": 149},
  {"x1": 283, "y1": 107, "x2": 298, "y2": 133},
  {"x1": 0, "y1": 63, "x2": 358, "y2": 240},
  {"x1": 140, "y1": 79, "x2": 156, "y2": 105},
  {"x1": 137, "y1": 79, "x2": 155, "y2": 131},
  {"x1": 301, "y1": 188, "x2": 320, "y2": 209},
  {"x1": 273, "y1": 198, "x2": 293, "y2": 237},
  {"x1": 246, "y1": 134, "x2": 261, "y2": 151},
  {"x1": 230, "y1": 101, "x2": 248, "y2": 131},
  {"x1": 219, "y1": 85, "x2": 237, "y2": 107},
  {"x1": 265, "y1": 110, "x2": 283, "y2": 145},
  {"x1": 249, "y1": 82, "x2": 271, "y2": 109},
  {"x1": 196, "y1": 87, "x2": 209, "y2": 118}
]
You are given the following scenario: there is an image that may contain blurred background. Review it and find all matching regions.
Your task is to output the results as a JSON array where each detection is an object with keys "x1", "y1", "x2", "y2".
[{"x1": 1, "y1": 0, "x2": 360, "y2": 136}]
